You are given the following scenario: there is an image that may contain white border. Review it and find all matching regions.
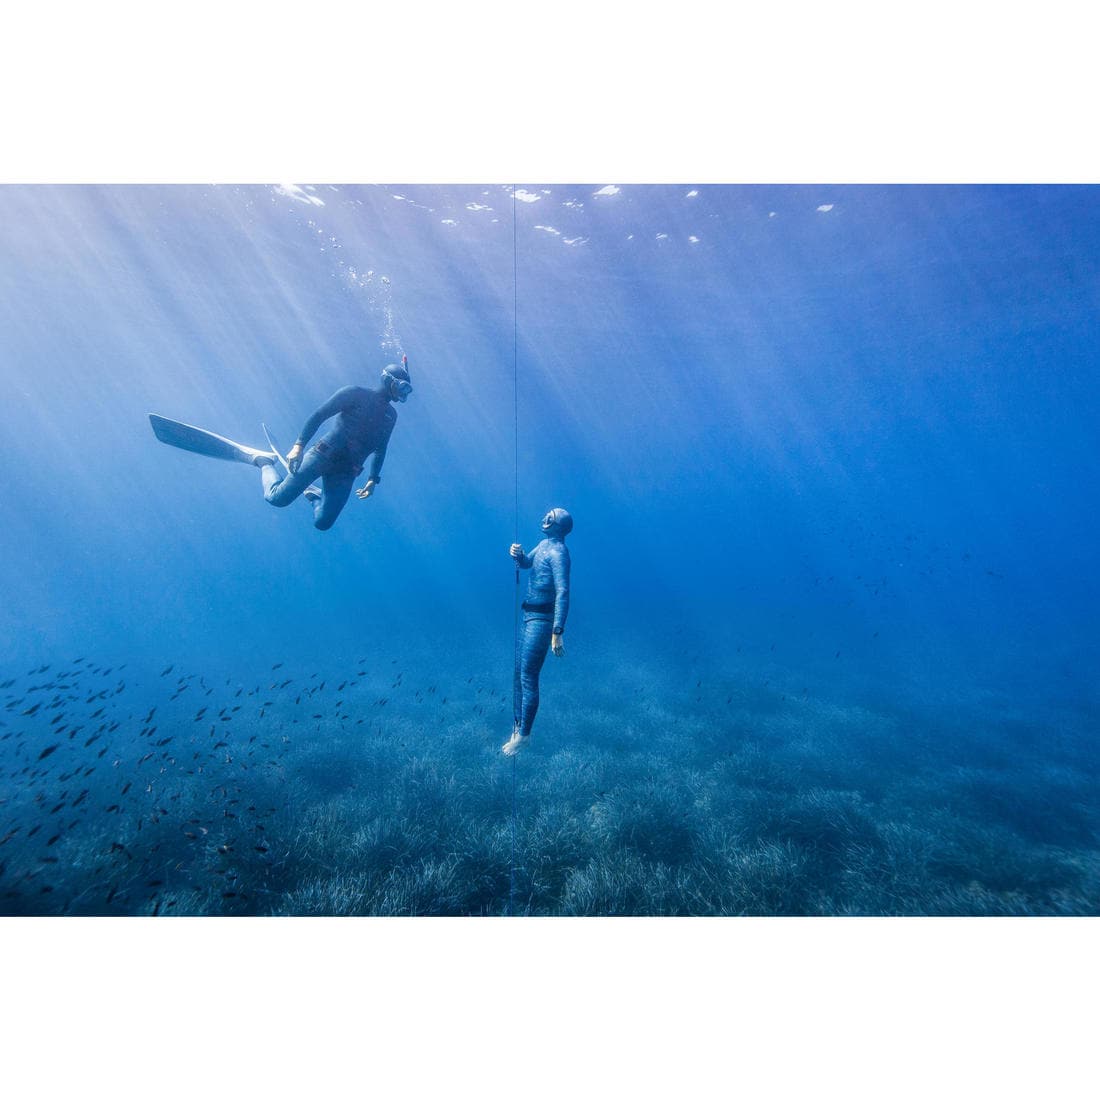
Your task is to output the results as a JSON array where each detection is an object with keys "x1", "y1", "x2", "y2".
[
  {"x1": 2, "y1": 918, "x2": 1095, "y2": 1097},
  {"x1": 3, "y1": 2, "x2": 1099, "y2": 182}
]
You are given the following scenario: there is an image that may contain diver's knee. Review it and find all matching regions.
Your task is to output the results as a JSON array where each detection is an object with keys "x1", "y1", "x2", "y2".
[{"x1": 313, "y1": 514, "x2": 335, "y2": 531}]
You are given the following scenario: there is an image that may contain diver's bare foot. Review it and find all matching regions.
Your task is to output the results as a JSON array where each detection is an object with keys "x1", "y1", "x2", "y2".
[{"x1": 502, "y1": 730, "x2": 529, "y2": 756}]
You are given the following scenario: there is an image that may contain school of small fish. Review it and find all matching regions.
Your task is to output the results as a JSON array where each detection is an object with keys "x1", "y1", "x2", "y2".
[{"x1": 0, "y1": 654, "x2": 510, "y2": 915}]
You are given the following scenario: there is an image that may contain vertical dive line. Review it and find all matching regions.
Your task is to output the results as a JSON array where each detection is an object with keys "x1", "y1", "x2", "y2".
[
  {"x1": 510, "y1": 754, "x2": 516, "y2": 917},
  {"x1": 513, "y1": 181, "x2": 520, "y2": 546},
  {"x1": 511, "y1": 183, "x2": 522, "y2": 732},
  {"x1": 509, "y1": 183, "x2": 520, "y2": 919}
]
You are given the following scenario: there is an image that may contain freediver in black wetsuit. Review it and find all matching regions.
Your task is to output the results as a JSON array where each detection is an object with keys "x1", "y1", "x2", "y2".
[
  {"x1": 502, "y1": 507, "x2": 573, "y2": 756},
  {"x1": 258, "y1": 359, "x2": 413, "y2": 530}
]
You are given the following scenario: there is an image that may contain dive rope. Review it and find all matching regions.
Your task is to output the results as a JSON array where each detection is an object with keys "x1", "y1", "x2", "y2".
[{"x1": 509, "y1": 183, "x2": 520, "y2": 918}]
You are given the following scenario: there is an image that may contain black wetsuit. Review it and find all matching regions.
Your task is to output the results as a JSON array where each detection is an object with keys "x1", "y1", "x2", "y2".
[{"x1": 261, "y1": 385, "x2": 397, "y2": 530}]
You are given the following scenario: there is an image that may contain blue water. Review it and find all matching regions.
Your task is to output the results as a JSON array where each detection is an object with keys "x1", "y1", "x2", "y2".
[{"x1": 1, "y1": 184, "x2": 1097, "y2": 914}]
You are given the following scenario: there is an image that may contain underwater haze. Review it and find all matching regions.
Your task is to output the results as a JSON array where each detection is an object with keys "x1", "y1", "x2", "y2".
[{"x1": 1, "y1": 183, "x2": 1097, "y2": 915}]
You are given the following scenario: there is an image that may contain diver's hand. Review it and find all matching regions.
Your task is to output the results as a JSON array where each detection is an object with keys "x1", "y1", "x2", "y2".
[
  {"x1": 552, "y1": 633, "x2": 564, "y2": 657},
  {"x1": 287, "y1": 443, "x2": 303, "y2": 473},
  {"x1": 510, "y1": 543, "x2": 524, "y2": 560},
  {"x1": 356, "y1": 479, "x2": 378, "y2": 500}
]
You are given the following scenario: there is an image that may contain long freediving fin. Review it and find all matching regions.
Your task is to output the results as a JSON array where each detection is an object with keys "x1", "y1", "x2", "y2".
[{"x1": 149, "y1": 414, "x2": 275, "y2": 466}]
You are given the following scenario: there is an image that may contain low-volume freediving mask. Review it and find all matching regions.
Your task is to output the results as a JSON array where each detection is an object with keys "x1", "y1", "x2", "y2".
[{"x1": 382, "y1": 356, "x2": 413, "y2": 402}]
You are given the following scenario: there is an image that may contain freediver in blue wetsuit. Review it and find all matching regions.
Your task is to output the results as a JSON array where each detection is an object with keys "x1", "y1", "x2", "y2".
[
  {"x1": 258, "y1": 360, "x2": 413, "y2": 530},
  {"x1": 502, "y1": 508, "x2": 573, "y2": 756}
]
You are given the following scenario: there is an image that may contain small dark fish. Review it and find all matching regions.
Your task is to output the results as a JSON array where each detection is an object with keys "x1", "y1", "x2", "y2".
[
  {"x1": 38, "y1": 744, "x2": 60, "y2": 761},
  {"x1": 160, "y1": 666, "x2": 174, "y2": 677}
]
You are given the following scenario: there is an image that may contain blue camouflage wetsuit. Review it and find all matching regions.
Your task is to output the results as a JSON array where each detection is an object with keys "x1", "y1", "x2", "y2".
[
  {"x1": 262, "y1": 385, "x2": 397, "y2": 530},
  {"x1": 514, "y1": 536, "x2": 571, "y2": 737}
]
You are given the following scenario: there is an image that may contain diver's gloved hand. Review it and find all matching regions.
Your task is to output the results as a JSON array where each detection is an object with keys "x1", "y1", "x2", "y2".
[
  {"x1": 552, "y1": 633, "x2": 564, "y2": 657},
  {"x1": 287, "y1": 442, "x2": 304, "y2": 473},
  {"x1": 356, "y1": 479, "x2": 378, "y2": 500},
  {"x1": 509, "y1": 543, "x2": 524, "y2": 560}
]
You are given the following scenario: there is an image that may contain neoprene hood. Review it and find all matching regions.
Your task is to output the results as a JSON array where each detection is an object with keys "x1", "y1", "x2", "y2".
[{"x1": 541, "y1": 507, "x2": 573, "y2": 537}]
